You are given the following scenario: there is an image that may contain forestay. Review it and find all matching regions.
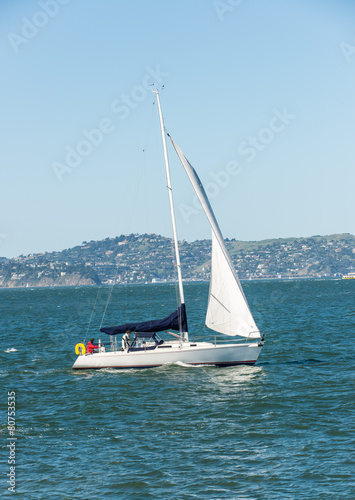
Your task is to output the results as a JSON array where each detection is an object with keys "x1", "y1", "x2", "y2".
[{"x1": 169, "y1": 136, "x2": 260, "y2": 339}]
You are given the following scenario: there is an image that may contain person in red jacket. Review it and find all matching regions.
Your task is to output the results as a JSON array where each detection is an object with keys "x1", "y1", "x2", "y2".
[{"x1": 87, "y1": 338, "x2": 99, "y2": 354}]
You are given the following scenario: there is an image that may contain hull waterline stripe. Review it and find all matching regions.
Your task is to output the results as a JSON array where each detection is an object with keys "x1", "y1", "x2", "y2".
[{"x1": 72, "y1": 360, "x2": 257, "y2": 370}]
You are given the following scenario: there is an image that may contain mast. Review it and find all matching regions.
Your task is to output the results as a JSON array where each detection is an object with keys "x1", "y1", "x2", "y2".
[{"x1": 154, "y1": 90, "x2": 188, "y2": 341}]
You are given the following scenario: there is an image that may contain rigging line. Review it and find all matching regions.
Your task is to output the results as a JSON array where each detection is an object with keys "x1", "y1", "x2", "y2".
[
  {"x1": 127, "y1": 96, "x2": 157, "y2": 319},
  {"x1": 169, "y1": 233, "x2": 180, "y2": 306},
  {"x1": 165, "y1": 160, "x2": 183, "y2": 313},
  {"x1": 85, "y1": 286, "x2": 102, "y2": 341},
  {"x1": 161, "y1": 126, "x2": 183, "y2": 313},
  {"x1": 100, "y1": 97, "x2": 157, "y2": 328},
  {"x1": 100, "y1": 281, "x2": 114, "y2": 329},
  {"x1": 127, "y1": 96, "x2": 156, "y2": 232}
]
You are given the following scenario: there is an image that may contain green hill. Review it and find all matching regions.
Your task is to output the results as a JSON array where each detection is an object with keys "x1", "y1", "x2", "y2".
[{"x1": 0, "y1": 233, "x2": 354, "y2": 287}]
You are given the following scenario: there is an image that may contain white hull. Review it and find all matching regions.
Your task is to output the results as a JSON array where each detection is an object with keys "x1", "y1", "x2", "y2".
[{"x1": 72, "y1": 341, "x2": 263, "y2": 369}]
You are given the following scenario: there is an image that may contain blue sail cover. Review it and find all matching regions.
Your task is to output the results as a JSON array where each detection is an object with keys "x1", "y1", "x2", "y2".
[{"x1": 100, "y1": 304, "x2": 188, "y2": 336}]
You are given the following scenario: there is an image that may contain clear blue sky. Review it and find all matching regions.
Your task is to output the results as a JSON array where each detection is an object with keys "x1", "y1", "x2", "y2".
[{"x1": 1, "y1": 0, "x2": 354, "y2": 258}]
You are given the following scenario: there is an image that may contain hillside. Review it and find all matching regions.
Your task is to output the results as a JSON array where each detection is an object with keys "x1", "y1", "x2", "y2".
[{"x1": 0, "y1": 233, "x2": 354, "y2": 288}]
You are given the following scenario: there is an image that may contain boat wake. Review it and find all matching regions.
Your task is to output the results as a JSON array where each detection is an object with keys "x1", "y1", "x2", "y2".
[{"x1": 164, "y1": 360, "x2": 211, "y2": 368}]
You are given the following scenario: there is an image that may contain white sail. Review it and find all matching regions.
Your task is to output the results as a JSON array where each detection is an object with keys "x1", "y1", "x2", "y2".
[{"x1": 169, "y1": 136, "x2": 260, "y2": 339}]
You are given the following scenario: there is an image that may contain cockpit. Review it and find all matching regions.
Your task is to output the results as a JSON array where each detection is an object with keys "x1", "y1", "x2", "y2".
[{"x1": 128, "y1": 332, "x2": 164, "y2": 351}]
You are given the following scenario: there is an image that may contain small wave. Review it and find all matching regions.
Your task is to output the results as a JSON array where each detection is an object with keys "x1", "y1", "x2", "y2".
[
  {"x1": 162, "y1": 360, "x2": 208, "y2": 368},
  {"x1": 288, "y1": 358, "x2": 324, "y2": 365},
  {"x1": 261, "y1": 358, "x2": 324, "y2": 366},
  {"x1": 4, "y1": 348, "x2": 18, "y2": 353},
  {"x1": 99, "y1": 368, "x2": 128, "y2": 374}
]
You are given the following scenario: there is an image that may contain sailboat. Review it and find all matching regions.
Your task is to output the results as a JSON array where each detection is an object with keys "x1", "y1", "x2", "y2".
[{"x1": 72, "y1": 90, "x2": 264, "y2": 370}]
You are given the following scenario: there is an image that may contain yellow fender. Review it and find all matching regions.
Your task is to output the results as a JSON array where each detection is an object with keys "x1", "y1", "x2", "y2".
[{"x1": 75, "y1": 343, "x2": 86, "y2": 355}]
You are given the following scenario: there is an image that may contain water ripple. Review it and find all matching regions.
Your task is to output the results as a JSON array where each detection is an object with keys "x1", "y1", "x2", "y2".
[{"x1": 1, "y1": 281, "x2": 354, "y2": 499}]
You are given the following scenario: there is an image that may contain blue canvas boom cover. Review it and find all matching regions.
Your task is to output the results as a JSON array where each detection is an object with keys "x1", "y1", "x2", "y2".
[{"x1": 100, "y1": 304, "x2": 188, "y2": 335}]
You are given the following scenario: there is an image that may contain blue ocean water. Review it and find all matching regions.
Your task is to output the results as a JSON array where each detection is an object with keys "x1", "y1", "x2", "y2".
[{"x1": 1, "y1": 280, "x2": 354, "y2": 499}]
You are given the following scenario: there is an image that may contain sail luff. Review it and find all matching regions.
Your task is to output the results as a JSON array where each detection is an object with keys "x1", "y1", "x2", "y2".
[
  {"x1": 168, "y1": 135, "x2": 243, "y2": 294},
  {"x1": 169, "y1": 135, "x2": 260, "y2": 339}
]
